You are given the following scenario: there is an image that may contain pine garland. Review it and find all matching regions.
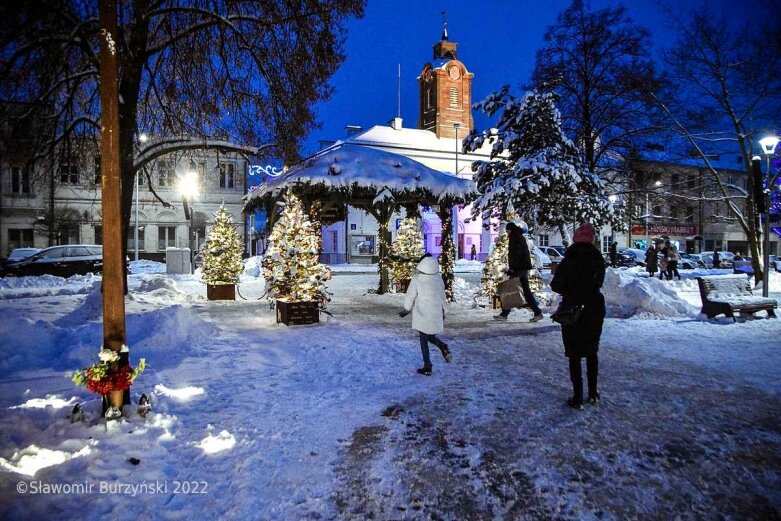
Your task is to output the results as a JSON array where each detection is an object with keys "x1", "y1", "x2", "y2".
[
  {"x1": 201, "y1": 204, "x2": 244, "y2": 285},
  {"x1": 388, "y1": 217, "x2": 424, "y2": 289},
  {"x1": 263, "y1": 193, "x2": 332, "y2": 303}
]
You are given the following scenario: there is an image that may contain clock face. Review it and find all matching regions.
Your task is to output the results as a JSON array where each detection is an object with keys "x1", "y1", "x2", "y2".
[{"x1": 448, "y1": 66, "x2": 461, "y2": 80}]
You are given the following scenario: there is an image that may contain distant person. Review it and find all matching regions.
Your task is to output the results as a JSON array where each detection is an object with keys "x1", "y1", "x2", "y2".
[
  {"x1": 495, "y1": 220, "x2": 544, "y2": 322},
  {"x1": 609, "y1": 241, "x2": 618, "y2": 268},
  {"x1": 398, "y1": 254, "x2": 452, "y2": 376},
  {"x1": 712, "y1": 250, "x2": 721, "y2": 269},
  {"x1": 665, "y1": 241, "x2": 681, "y2": 280},
  {"x1": 659, "y1": 242, "x2": 669, "y2": 280},
  {"x1": 734, "y1": 252, "x2": 744, "y2": 261},
  {"x1": 645, "y1": 244, "x2": 659, "y2": 277},
  {"x1": 550, "y1": 223, "x2": 606, "y2": 410},
  {"x1": 470, "y1": 244, "x2": 477, "y2": 261}
]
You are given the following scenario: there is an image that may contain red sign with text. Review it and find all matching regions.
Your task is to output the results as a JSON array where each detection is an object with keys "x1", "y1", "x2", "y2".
[{"x1": 631, "y1": 224, "x2": 698, "y2": 236}]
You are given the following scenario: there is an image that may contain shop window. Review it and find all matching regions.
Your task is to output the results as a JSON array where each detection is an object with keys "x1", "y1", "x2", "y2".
[{"x1": 350, "y1": 234, "x2": 375, "y2": 256}]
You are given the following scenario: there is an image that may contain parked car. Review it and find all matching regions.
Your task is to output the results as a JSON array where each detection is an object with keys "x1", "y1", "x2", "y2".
[
  {"x1": 7, "y1": 247, "x2": 41, "y2": 262},
  {"x1": 530, "y1": 244, "x2": 552, "y2": 270},
  {"x1": 0, "y1": 245, "x2": 105, "y2": 277},
  {"x1": 618, "y1": 248, "x2": 647, "y2": 267},
  {"x1": 770, "y1": 255, "x2": 781, "y2": 273},
  {"x1": 679, "y1": 253, "x2": 705, "y2": 269},
  {"x1": 700, "y1": 251, "x2": 734, "y2": 269},
  {"x1": 538, "y1": 246, "x2": 563, "y2": 262}
]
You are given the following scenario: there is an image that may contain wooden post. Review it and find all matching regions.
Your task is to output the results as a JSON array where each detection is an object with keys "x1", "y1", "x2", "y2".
[{"x1": 98, "y1": 1, "x2": 127, "y2": 360}]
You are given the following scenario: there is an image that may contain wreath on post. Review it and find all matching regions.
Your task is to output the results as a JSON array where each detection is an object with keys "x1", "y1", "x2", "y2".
[{"x1": 69, "y1": 347, "x2": 146, "y2": 395}]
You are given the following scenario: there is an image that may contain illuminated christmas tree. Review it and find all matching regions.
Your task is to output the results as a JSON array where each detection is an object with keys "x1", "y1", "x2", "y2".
[
  {"x1": 480, "y1": 232, "x2": 508, "y2": 301},
  {"x1": 200, "y1": 204, "x2": 244, "y2": 285},
  {"x1": 388, "y1": 217, "x2": 425, "y2": 290},
  {"x1": 263, "y1": 193, "x2": 331, "y2": 303}
]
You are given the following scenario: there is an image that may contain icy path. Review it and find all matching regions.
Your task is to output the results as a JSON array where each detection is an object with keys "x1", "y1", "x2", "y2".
[{"x1": 0, "y1": 272, "x2": 779, "y2": 520}]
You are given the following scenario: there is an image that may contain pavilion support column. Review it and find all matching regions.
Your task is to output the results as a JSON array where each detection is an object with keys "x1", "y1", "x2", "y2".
[
  {"x1": 367, "y1": 203, "x2": 394, "y2": 295},
  {"x1": 436, "y1": 201, "x2": 456, "y2": 302}
]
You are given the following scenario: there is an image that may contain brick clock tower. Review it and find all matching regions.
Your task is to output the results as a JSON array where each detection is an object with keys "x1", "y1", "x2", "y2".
[{"x1": 418, "y1": 26, "x2": 474, "y2": 139}]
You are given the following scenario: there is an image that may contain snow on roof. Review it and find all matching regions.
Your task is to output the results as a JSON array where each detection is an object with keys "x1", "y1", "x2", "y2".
[
  {"x1": 245, "y1": 143, "x2": 476, "y2": 208},
  {"x1": 348, "y1": 124, "x2": 495, "y2": 158}
]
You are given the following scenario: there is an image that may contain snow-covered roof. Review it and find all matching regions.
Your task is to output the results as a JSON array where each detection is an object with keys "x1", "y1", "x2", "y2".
[
  {"x1": 244, "y1": 142, "x2": 476, "y2": 211},
  {"x1": 347, "y1": 124, "x2": 494, "y2": 158}
]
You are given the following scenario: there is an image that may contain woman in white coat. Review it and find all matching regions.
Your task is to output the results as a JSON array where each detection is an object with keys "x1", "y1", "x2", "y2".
[{"x1": 399, "y1": 254, "x2": 452, "y2": 375}]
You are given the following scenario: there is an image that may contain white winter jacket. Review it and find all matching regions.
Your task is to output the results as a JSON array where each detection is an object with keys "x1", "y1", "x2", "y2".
[{"x1": 403, "y1": 256, "x2": 446, "y2": 335}]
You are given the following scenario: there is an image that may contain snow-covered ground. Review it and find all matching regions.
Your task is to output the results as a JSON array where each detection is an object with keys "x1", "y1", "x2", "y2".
[{"x1": 0, "y1": 261, "x2": 779, "y2": 520}]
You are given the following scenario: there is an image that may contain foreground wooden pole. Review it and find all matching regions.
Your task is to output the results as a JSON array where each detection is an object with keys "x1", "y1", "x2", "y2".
[{"x1": 99, "y1": 0, "x2": 128, "y2": 413}]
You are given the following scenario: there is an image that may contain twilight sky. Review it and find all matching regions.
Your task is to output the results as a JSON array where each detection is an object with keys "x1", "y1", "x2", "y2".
[{"x1": 302, "y1": 0, "x2": 763, "y2": 156}]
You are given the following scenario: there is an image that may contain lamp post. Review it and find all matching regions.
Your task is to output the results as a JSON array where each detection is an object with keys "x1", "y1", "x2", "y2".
[
  {"x1": 645, "y1": 180, "x2": 662, "y2": 247},
  {"x1": 759, "y1": 135, "x2": 779, "y2": 298},
  {"x1": 134, "y1": 133, "x2": 148, "y2": 262},
  {"x1": 177, "y1": 171, "x2": 200, "y2": 274},
  {"x1": 453, "y1": 122, "x2": 461, "y2": 258}
]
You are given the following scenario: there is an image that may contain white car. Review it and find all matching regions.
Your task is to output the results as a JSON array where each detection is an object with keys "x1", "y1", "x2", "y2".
[
  {"x1": 539, "y1": 246, "x2": 564, "y2": 261},
  {"x1": 529, "y1": 243, "x2": 551, "y2": 270}
]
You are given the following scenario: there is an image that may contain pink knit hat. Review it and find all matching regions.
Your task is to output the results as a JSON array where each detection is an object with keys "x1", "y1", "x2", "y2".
[{"x1": 573, "y1": 223, "x2": 596, "y2": 244}]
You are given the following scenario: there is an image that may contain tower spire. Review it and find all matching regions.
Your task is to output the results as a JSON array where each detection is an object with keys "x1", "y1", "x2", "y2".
[{"x1": 441, "y1": 10, "x2": 448, "y2": 41}]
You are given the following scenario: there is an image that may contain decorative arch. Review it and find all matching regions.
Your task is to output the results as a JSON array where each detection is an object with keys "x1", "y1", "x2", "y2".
[{"x1": 156, "y1": 210, "x2": 178, "y2": 222}]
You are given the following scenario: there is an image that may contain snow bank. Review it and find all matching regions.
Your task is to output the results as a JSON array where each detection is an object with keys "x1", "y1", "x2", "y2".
[
  {"x1": 129, "y1": 259, "x2": 166, "y2": 274},
  {"x1": 454, "y1": 259, "x2": 483, "y2": 273},
  {"x1": 0, "y1": 274, "x2": 100, "y2": 300},
  {"x1": 602, "y1": 269, "x2": 697, "y2": 318}
]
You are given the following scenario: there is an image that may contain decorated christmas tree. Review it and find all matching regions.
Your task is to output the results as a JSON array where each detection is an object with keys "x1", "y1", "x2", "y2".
[
  {"x1": 263, "y1": 193, "x2": 331, "y2": 303},
  {"x1": 480, "y1": 231, "x2": 508, "y2": 301},
  {"x1": 388, "y1": 217, "x2": 425, "y2": 289},
  {"x1": 200, "y1": 204, "x2": 244, "y2": 285}
]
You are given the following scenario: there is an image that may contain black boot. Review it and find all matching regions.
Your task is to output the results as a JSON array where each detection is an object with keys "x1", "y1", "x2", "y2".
[
  {"x1": 417, "y1": 365, "x2": 432, "y2": 376},
  {"x1": 567, "y1": 397, "x2": 584, "y2": 410},
  {"x1": 439, "y1": 343, "x2": 452, "y2": 363}
]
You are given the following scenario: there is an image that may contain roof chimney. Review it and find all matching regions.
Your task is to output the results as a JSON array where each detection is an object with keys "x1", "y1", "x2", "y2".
[{"x1": 389, "y1": 117, "x2": 403, "y2": 130}]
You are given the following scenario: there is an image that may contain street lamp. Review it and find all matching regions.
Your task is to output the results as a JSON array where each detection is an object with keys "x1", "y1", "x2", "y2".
[
  {"x1": 759, "y1": 135, "x2": 779, "y2": 298},
  {"x1": 645, "y1": 180, "x2": 662, "y2": 246},
  {"x1": 177, "y1": 171, "x2": 200, "y2": 273}
]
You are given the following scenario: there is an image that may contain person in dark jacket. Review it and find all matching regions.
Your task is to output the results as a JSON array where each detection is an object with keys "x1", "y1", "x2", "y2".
[
  {"x1": 550, "y1": 223, "x2": 606, "y2": 410},
  {"x1": 712, "y1": 250, "x2": 720, "y2": 269},
  {"x1": 644, "y1": 244, "x2": 658, "y2": 277},
  {"x1": 609, "y1": 241, "x2": 618, "y2": 268},
  {"x1": 495, "y1": 220, "x2": 544, "y2": 322}
]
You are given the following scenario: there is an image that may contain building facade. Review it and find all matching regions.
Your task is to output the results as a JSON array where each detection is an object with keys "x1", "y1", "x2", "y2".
[{"x1": 1, "y1": 141, "x2": 248, "y2": 260}]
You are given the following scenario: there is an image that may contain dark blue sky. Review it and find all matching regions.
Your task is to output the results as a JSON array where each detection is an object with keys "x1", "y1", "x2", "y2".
[{"x1": 302, "y1": 0, "x2": 760, "y2": 156}]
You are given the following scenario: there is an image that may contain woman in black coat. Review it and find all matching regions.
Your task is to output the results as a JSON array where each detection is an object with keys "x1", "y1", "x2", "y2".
[{"x1": 550, "y1": 223, "x2": 606, "y2": 410}]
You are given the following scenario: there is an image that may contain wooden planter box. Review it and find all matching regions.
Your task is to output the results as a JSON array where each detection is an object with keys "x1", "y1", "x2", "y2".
[
  {"x1": 394, "y1": 279, "x2": 410, "y2": 293},
  {"x1": 207, "y1": 284, "x2": 236, "y2": 301},
  {"x1": 276, "y1": 300, "x2": 320, "y2": 325}
]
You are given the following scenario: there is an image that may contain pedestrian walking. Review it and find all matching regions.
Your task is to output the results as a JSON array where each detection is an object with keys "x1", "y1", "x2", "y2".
[
  {"x1": 665, "y1": 241, "x2": 681, "y2": 280},
  {"x1": 712, "y1": 250, "x2": 720, "y2": 269},
  {"x1": 470, "y1": 244, "x2": 477, "y2": 261},
  {"x1": 494, "y1": 220, "x2": 544, "y2": 322},
  {"x1": 398, "y1": 254, "x2": 452, "y2": 375},
  {"x1": 659, "y1": 241, "x2": 672, "y2": 280},
  {"x1": 645, "y1": 244, "x2": 659, "y2": 277},
  {"x1": 550, "y1": 223, "x2": 606, "y2": 410},
  {"x1": 609, "y1": 241, "x2": 618, "y2": 268}
]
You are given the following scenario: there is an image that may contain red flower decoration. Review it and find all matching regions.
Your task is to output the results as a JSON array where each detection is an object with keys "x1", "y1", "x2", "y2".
[{"x1": 85, "y1": 365, "x2": 134, "y2": 395}]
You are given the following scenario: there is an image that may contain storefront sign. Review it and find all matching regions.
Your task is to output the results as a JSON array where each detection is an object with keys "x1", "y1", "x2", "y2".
[{"x1": 631, "y1": 224, "x2": 697, "y2": 236}]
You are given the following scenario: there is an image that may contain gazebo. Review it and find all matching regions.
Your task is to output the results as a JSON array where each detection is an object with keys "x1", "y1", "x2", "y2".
[{"x1": 244, "y1": 143, "x2": 476, "y2": 297}]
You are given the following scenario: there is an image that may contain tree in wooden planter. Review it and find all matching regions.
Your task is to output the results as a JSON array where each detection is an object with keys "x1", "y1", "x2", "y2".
[
  {"x1": 263, "y1": 193, "x2": 331, "y2": 324},
  {"x1": 388, "y1": 217, "x2": 425, "y2": 293},
  {"x1": 201, "y1": 204, "x2": 244, "y2": 300}
]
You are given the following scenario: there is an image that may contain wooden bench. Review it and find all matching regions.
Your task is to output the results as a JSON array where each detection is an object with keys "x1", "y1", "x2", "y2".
[{"x1": 696, "y1": 275, "x2": 777, "y2": 320}]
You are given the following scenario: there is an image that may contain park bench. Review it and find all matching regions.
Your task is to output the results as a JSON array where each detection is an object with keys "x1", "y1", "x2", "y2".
[{"x1": 696, "y1": 275, "x2": 777, "y2": 320}]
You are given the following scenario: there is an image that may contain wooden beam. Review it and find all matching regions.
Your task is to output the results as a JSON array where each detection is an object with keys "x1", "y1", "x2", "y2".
[{"x1": 98, "y1": 0, "x2": 126, "y2": 353}]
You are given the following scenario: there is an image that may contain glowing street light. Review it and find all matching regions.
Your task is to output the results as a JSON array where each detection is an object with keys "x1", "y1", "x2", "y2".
[{"x1": 759, "y1": 135, "x2": 779, "y2": 298}]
